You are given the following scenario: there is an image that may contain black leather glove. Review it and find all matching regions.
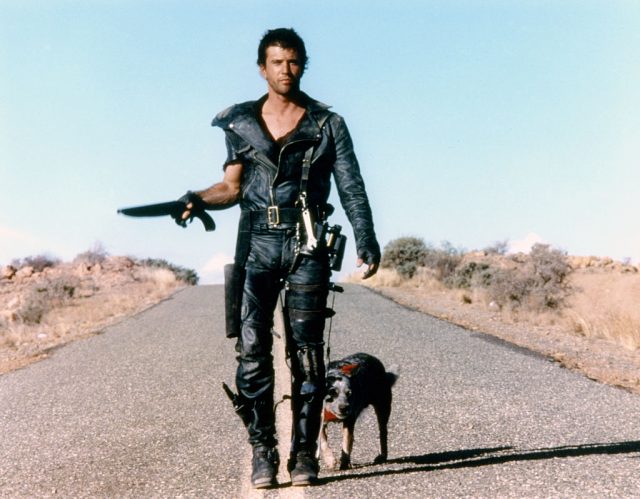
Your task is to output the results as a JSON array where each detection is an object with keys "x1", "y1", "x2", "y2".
[
  {"x1": 178, "y1": 190, "x2": 206, "y2": 211},
  {"x1": 173, "y1": 191, "x2": 205, "y2": 227},
  {"x1": 357, "y1": 241, "x2": 381, "y2": 266}
]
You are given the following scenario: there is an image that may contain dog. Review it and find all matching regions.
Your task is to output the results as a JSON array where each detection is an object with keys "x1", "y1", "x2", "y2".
[{"x1": 319, "y1": 352, "x2": 398, "y2": 470}]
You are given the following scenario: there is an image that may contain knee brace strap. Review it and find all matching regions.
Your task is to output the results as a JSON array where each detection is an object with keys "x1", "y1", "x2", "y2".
[
  {"x1": 285, "y1": 282, "x2": 329, "y2": 311},
  {"x1": 287, "y1": 307, "x2": 335, "y2": 321}
]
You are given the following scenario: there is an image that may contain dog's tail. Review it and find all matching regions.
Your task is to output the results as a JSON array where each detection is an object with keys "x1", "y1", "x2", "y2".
[{"x1": 385, "y1": 365, "x2": 400, "y2": 387}]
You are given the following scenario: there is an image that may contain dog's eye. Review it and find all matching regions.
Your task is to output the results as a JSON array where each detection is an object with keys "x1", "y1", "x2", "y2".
[
  {"x1": 327, "y1": 388, "x2": 338, "y2": 399},
  {"x1": 345, "y1": 389, "x2": 352, "y2": 397}
]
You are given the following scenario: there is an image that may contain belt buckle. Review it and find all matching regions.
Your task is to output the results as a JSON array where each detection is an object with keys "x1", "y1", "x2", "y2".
[{"x1": 267, "y1": 206, "x2": 280, "y2": 227}]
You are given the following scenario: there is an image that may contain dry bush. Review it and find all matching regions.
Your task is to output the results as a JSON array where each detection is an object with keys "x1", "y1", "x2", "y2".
[
  {"x1": 483, "y1": 240, "x2": 509, "y2": 256},
  {"x1": 446, "y1": 261, "x2": 493, "y2": 289},
  {"x1": 15, "y1": 275, "x2": 81, "y2": 325},
  {"x1": 424, "y1": 241, "x2": 464, "y2": 282},
  {"x1": 380, "y1": 237, "x2": 428, "y2": 279},
  {"x1": 483, "y1": 244, "x2": 572, "y2": 312},
  {"x1": 74, "y1": 242, "x2": 109, "y2": 265},
  {"x1": 11, "y1": 254, "x2": 61, "y2": 272},
  {"x1": 380, "y1": 237, "x2": 464, "y2": 281}
]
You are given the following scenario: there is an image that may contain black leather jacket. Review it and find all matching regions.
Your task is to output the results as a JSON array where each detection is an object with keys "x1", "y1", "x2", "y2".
[{"x1": 212, "y1": 93, "x2": 380, "y2": 263}]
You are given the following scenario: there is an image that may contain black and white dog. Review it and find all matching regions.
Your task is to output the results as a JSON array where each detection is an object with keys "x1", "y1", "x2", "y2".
[{"x1": 319, "y1": 353, "x2": 398, "y2": 469}]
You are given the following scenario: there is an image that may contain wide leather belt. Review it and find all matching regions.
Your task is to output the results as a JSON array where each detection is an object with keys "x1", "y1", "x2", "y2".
[{"x1": 247, "y1": 207, "x2": 300, "y2": 228}]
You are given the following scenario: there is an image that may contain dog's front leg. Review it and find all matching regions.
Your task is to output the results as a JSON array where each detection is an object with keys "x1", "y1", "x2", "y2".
[
  {"x1": 319, "y1": 423, "x2": 336, "y2": 469},
  {"x1": 339, "y1": 421, "x2": 355, "y2": 470}
]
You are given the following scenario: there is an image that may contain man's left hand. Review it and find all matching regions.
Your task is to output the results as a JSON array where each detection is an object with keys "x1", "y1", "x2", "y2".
[{"x1": 356, "y1": 258, "x2": 379, "y2": 280}]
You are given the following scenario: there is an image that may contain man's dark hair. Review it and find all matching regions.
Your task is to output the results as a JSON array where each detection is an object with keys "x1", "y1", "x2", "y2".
[{"x1": 257, "y1": 28, "x2": 308, "y2": 71}]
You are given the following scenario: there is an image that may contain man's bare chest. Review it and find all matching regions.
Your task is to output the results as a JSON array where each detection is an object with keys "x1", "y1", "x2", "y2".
[{"x1": 261, "y1": 109, "x2": 305, "y2": 143}]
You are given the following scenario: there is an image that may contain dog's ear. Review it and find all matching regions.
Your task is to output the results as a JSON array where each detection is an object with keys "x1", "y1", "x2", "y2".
[{"x1": 340, "y1": 363, "x2": 360, "y2": 377}]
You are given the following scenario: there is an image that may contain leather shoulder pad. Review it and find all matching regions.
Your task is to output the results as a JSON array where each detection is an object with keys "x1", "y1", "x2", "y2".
[{"x1": 211, "y1": 100, "x2": 257, "y2": 129}]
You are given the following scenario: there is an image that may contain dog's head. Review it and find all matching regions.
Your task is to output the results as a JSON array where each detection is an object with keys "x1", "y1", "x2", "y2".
[{"x1": 323, "y1": 363, "x2": 360, "y2": 421}]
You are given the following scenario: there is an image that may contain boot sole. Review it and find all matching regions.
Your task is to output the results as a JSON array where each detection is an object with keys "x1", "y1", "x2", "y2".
[
  {"x1": 291, "y1": 475, "x2": 317, "y2": 486},
  {"x1": 252, "y1": 478, "x2": 277, "y2": 489}
]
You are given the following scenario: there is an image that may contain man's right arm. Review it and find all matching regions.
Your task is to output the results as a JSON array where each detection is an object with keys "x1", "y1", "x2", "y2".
[{"x1": 181, "y1": 162, "x2": 243, "y2": 220}]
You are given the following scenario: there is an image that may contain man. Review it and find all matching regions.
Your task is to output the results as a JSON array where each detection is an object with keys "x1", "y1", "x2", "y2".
[{"x1": 181, "y1": 28, "x2": 380, "y2": 488}]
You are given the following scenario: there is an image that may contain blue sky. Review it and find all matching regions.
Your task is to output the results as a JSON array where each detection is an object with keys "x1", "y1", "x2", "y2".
[{"x1": 2, "y1": 0, "x2": 639, "y2": 283}]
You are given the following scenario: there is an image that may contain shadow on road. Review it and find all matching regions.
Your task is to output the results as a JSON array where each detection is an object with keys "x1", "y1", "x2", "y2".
[{"x1": 318, "y1": 440, "x2": 640, "y2": 485}]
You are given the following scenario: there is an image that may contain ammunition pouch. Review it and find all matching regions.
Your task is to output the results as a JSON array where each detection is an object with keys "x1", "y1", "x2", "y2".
[
  {"x1": 326, "y1": 224, "x2": 347, "y2": 271},
  {"x1": 224, "y1": 263, "x2": 246, "y2": 338}
]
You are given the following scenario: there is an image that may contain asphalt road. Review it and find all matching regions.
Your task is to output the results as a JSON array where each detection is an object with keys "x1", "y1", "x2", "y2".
[{"x1": 2, "y1": 284, "x2": 640, "y2": 498}]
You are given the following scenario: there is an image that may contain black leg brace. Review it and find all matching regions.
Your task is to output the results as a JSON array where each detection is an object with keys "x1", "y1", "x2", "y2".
[{"x1": 285, "y1": 279, "x2": 330, "y2": 456}]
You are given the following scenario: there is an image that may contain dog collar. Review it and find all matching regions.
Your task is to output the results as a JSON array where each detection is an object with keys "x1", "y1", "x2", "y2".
[{"x1": 323, "y1": 408, "x2": 340, "y2": 422}]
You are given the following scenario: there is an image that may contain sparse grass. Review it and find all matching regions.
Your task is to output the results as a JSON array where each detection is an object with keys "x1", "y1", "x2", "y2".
[
  {"x1": 569, "y1": 310, "x2": 640, "y2": 351},
  {"x1": 564, "y1": 271, "x2": 640, "y2": 350},
  {"x1": 137, "y1": 258, "x2": 199, "y2": 285}
]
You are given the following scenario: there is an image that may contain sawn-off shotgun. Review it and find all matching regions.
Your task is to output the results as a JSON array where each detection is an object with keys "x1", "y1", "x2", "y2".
[{"x1": 117, "y1": 200, "x2": 216, "y2": 231}]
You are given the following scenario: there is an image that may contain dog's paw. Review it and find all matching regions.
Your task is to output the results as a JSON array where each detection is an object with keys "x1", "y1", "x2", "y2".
[
  {"x1": 339, "y1": 452, "x2": 352, "y2": 470},
  {"x1": 373, "y1": 454, "x2": 387, "y2": 465},
  {"x1": 321, "y1": 449, "x2": 336, "y2": 469}
]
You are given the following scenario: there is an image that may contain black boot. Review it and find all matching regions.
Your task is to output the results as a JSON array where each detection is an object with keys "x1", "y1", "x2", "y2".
[
  {"x1": 251, "y1": 445, "x2": 279, "y2": 489},
  {"x1": 288, "y1": 345, "x2": 325, "y2": 486},
  {"x1": 290, "y1": 449, "x2": 319, "y2": 486}
]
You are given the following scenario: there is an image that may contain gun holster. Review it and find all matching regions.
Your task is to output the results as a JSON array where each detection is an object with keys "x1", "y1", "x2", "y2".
[{"x1": 224, "y1": 263, "x2": 245, "y2": 338}]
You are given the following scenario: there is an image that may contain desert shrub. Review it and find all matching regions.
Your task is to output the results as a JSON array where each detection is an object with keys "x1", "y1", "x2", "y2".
[
  {"x1": 446, "y1": 261, "x2": 494, "y2": 289},
  {"x1": 74, "y1": 242, "x2": 109, "y2": 265},
  {"x1": 138, "y1": 258, "x2": 199, "y2": 285},
  {"x1": 423, "y1": 241, "x2": 464, "y2": 282},
  {"x1": 527, "y1": 243, "x2": 572, "y2": 309},
  {"x1": 11, "y1": 254, "x2": 61, "y2": 272},
  {"x1": 381, "y1": 237, "x2": 428, "y2": 279},
  {"x1": 16, "y1": 289, "x2": 48, "y2": 324},
  {"x1": 485, "y1": 268, "x2": 534, "y2": 308},
  {"x1": 486, "y1": 243, "x2": 572, "y2": 311},
  {"x1": 16, "y1": 275, "x2": 81, "y2": 325},
  {"x1": 381, "y1": 239, "x2": 466, "y2": 281},
  {"x1": 483, "y1": 240, "x2": 509, "y2": 256},
  {"x1": 47, "y1": 275, "x2": 81, "y2": 302}
]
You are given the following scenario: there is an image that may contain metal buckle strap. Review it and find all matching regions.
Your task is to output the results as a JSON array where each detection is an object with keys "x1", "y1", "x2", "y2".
[
  {"x1": 246, "y1": 207, "x2": 299, "y2": 227},
  {"x1": 299, "y1": 145, "x2": 315, "y2": 197},
  {"x1": 298, "y1": 112, "x2": 330, "y2": 196},
  {"x1": 267, "y1": 206, "x2": 280, "y2": 226}
]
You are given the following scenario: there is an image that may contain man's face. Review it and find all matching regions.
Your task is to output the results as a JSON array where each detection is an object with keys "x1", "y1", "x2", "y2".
[{"x1": 259, "y1": 46, "x2": 303, "y2": 96}]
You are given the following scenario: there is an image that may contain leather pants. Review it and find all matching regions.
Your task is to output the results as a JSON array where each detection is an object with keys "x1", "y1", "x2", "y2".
[{"x1": 235, "y1": 227, "x2": 330, "y2": 451}]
